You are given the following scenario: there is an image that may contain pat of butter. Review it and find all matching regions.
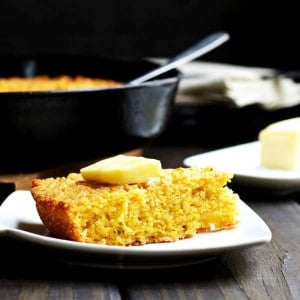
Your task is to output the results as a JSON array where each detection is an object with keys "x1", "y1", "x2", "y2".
[
  {"x1": 80, "y1": 154, "x2": 162, "y2": 184},
  {"x1": 258, "y1": 117, "x2": 300, "y2": 170}
]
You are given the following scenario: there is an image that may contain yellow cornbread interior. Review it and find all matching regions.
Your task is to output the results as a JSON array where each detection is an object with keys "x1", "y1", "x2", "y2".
[
  {"x1": 259, "y1": 117, "x2": 300, "y2": 170},
  {"x1": 31, "y1": 166, "x2": 240, "y2": 246},
  {"x1": 80, "y1": 154, "x2": 162, "y2": 184}
]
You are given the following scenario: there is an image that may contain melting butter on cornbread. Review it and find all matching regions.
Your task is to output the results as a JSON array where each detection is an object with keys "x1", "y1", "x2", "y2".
[
  {"x1": 80, "y1": 154, "x2": 162, "y2": 184},
  {"x1": 31, "y1": 155, "x2": 240, "y2": 246}
]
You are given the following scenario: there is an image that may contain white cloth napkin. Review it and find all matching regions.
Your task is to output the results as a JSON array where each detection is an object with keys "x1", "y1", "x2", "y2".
[{"x1": 175, "y1": 61, "x2": 300, "y2": 110}]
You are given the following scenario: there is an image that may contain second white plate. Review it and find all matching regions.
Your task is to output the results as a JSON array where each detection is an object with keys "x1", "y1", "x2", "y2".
[{"x1": 184, "y1": 141, "x2": 300, "y2": 192}]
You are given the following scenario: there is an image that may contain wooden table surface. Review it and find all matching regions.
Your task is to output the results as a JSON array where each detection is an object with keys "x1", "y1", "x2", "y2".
[{"x1": 0, "y1": 144, "x2": 299, "y2": 300}]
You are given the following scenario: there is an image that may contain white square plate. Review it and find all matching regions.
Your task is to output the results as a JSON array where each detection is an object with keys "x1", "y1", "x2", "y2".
[{"x1": 0, "y1": 190, "x2": 271, "y2": 270}]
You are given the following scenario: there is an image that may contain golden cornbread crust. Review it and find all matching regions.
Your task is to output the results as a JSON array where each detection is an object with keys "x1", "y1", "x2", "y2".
[{"x1": 31, "y1": 166, "x2": 240, "y2": 246}]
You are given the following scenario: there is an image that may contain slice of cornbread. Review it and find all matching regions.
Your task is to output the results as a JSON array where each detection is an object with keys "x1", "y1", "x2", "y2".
[
  {"x1": 80, "y1": 155, "x2": 162, "y2": 184},
  {"x1": 31, "y1": 165, "x2": 240, "y2": 246},
  {"x1": 258, "y1": 117, "x2": 300, "y2": 170}
]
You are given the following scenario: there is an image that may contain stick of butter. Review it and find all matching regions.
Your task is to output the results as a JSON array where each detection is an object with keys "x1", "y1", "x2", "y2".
[
  {"x1": 80, "y1": 154, "x2": 162, "y2": 184},
  {"x1": 258, "y1": 117, "x2": 300, "y2": 170}
]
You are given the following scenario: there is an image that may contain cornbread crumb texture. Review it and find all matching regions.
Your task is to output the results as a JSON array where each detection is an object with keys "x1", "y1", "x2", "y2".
[
  {"x1": 31, "y1": 166, "x2": 240, "y2": 246},
  {"x1": 80, "y1": 154, "x2": 162, "y2": 184},
  {"x1": 258, "y1": 117, "x2": 300, "y2": 170}
]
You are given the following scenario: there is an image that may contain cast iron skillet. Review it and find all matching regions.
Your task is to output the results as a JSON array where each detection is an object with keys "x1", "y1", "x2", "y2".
[{"x1": 0, "y1": 55, "x2": 180, "y2": 172}]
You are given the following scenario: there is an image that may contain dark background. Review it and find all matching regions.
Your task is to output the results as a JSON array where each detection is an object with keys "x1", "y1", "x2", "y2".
[{"x1": 0, "y1": 0, "x2": 299, "y2": 71}]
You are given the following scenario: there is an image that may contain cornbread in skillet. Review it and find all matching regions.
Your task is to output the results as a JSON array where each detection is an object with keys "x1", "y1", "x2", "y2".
[
  {"x1": 31, "y1": 166, "x2": 240, "y2": 246},
  {"x1": 0, "y1": 75, "x2": 121, "y2": 92}
]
